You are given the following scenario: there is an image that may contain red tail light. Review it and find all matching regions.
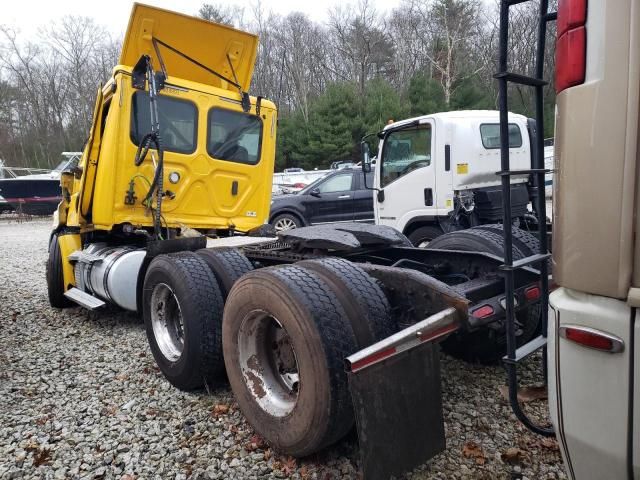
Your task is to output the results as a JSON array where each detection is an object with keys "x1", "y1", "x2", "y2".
[
  {"x1": 293, "y1": 182, "x2": 306, "y2": 188},
  {"x1": 472, "y1": 305, "x2": 494, "y2": 319},
  {"x1": 559, "y1": 325, "x2": 624, "y2": 353},
  {"x1": 556, "y1": 0, "x2": 588, "y2": 93},
  {"x1": 524, "y1": 285, "x2": 541, "y2": 301},
  {"x1": 557, "y1": 0, "x2": 587, "y2": 37}
]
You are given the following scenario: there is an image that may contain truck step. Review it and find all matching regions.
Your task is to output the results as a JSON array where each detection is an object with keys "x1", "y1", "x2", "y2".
[
  {"x1": 64, "y1": 288, "x2": 106, "y2": 310},
  {"x1": 494, "y1": 71, "x2": 548, "y2": 87},
  {"x1": 68, "y1": 250, "x2": 104, "y2": 264},
  {"x1": 496, "y1": 168, "x2": 551, "y2": 176},
  {"x1": 503, "y1": 335, "x2": 547, "y2": 364},
  {"x1": 500, "y1": 253, "x2": 552, "y2": 270}
]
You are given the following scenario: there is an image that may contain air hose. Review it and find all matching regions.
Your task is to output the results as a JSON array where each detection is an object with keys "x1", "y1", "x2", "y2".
[{"x1": 133, "y1": 55, "x2": 164, "y2": 239}]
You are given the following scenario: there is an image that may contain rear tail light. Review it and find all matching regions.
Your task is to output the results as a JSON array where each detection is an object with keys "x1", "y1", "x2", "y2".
[
  {"x1": 293, "y1": 182, "x2": 306, "y2": 189},
  {"x1": 555, "y1": 0, "x2": 588, "y2": 93},
  {"x1": 472, "y1": 305, "x2": 494, "y2": 319},
  {"x1": 524, "y1": 285, "x2": 541, "y2": 301},
  {"x1": 557, "y1": 0, "x2": 587, "y2": 37},
  {"x1": 559, "y1": 325, "x2": 624, "y2": 353}
]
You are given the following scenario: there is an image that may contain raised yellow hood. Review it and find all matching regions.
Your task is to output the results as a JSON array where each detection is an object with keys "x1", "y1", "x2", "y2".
[{"x1": 120, "y1": 3, "x2": 258, "y2": 92}]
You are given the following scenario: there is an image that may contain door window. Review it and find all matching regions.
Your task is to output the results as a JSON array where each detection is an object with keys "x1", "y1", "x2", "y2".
[
  {"x1": 380, "y1": 126, "x2": 431, "y2": 188},
  {"x1": 317, "y1": 173, "x2": 353, "y2": 193},
  {"x1": 208, "y1": 108, "x2": 263, "y2": 165},
  {"x1": 131, "y1": 92, "x2": 197, "y2": 154},
  {"x1": 480, "y1": 123, "x2": 523, "y2": 149}
]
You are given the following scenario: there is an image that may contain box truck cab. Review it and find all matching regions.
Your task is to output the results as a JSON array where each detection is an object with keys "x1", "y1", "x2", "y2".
[{"x1": 372, "y1": 111, "x2": 538, "y2": 246}]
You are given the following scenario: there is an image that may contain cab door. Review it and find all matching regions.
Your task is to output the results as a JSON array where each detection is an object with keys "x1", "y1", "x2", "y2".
[
  {"x1": 306, "y1": 171, "x2": 356, "y2": 224},
  {"x1": 375, "y1": 121, "x2": 436, "y2": 232},
  {"x1": 352, "y1": 171, "x2": 375, "y2": 223}
]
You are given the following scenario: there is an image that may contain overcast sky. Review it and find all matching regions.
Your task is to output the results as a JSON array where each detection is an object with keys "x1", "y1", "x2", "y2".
[{"x1": 3, "y1": 0, "x2": 405, "y2": 38}]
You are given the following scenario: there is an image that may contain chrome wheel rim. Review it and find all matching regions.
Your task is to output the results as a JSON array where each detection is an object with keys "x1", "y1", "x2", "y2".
[
  {"x1": 150, "y1": 283, "x2": 184, "y2": 362},
  {"x1": 237, "y1": 310, "x2": 299, "y2": 417},
  {"x1": 274, "y1": 217, "x2": 297, "y2": 232}
]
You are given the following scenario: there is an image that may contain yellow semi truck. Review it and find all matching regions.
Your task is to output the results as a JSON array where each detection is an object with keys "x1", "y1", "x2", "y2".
[{"x1": 47, "y1": 4, "x2": 549, "y2": 479}]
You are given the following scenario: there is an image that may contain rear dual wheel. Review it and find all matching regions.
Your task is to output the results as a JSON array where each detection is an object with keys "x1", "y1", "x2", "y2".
[
  {"x1": 143, "y1": 252, "x2": 225, "y2": 391},
  {"x1": 222, "y1": 260, "x2": 393, "y2": 456}
]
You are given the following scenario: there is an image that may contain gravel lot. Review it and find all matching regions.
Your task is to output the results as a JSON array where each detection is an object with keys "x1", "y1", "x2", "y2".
[{"x1": 0, "y1": 218, "x2": 567, "y2": 480}]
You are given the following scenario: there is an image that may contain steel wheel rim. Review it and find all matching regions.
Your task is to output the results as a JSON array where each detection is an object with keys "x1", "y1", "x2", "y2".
[
  {"x1": 237, "y1": 310, "x2": 300, "y2": 417},
  {"x1": 274, "y1": 217, "x2": 297, "y2": 232},
  {"x1": 150, "y1": 283, "x2": 184, "y2": 362}
]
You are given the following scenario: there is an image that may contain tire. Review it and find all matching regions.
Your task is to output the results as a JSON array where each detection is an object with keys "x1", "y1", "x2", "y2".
[
  {"x1": 427, "y1": 229, "x2": 540, "y2": 363},
  {"x1": 46, "y1": 233, "x2": 73, "y2": 308},
  {"x1": 427, "y1": 228, "x2": 525, "y2": 259},
  {"x1": 471, "y1": 224, "x2": 550, "y2": 269},
  {"x1": 143, "y1": 252, "x2": 225, "y2": 391},
  {"x1": 407, "y1": 225, "x2": 444, "y2": 248},
  {"x1": 296, "y1": 257, "x2": 395, "y2": 348},
  {"x1": 271, "y1": 213, "x2": 303, "y2": 232},
  {"x1": 222, "y1": 265, "x2": 358, "y2": 456},
  {"x1": 196, "y1": 248, "x2": 253, "y2": 299}
]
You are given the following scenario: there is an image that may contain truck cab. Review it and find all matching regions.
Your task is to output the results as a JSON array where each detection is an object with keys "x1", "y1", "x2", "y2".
[{"x1": 371, "y1": 110, "x2": 536, "y2": 246}]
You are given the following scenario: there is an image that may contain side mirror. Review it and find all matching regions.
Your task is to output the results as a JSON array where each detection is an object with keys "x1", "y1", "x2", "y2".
[
  {"x1": 361, "y1": 141, "x2": 372, "y2": 173},
  {"x1": 310, "y1": 188, "x2": 321, "y2": 198}
]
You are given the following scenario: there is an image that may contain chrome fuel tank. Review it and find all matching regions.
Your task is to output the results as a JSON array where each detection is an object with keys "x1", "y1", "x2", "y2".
[{"x1": 74, "y1": 244, "x2": 146, "y2": 311}]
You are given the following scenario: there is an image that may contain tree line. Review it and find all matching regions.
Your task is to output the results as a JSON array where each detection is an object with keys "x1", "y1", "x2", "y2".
[{"x1": 0, "y1": 0, "x2": 556, "y2": 171}]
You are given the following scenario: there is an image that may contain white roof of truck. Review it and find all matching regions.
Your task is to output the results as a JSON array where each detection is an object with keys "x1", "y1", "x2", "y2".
[{"x1": 383, "y1": 110, "x2": 528, "y2": 130}]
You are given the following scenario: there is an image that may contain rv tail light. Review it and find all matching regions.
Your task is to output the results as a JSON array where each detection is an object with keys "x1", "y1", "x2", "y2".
[
  {"x1": 557, "y1": 0, "x2": 587, "y2": 37},
  {"x1": 472, "y1": 305, "x2": 494, "y2": 319},
  {"x1": 524, "y1": 286, "x2": 541, "y2": 301},
  {"x1": 556, "y1": 0, "x2": 588, "y2": 93},
  {"x1": 559, "y1": 325, "x2": 624, "y2": 353}
]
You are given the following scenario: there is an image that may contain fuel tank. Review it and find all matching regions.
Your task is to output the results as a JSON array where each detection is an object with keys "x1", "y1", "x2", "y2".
[{"x1": 74, "y1": 243, "x2": 146, "y2": 311}]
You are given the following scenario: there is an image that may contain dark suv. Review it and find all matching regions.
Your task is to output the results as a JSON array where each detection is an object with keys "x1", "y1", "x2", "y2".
[{"x1": 269, "y1": 169, "x2": 374, "y2": 231}]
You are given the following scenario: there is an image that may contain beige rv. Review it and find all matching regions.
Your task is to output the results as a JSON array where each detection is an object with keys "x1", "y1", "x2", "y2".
[{"x1": 548, "y1": 0, "x2": 640, "y2": 477}]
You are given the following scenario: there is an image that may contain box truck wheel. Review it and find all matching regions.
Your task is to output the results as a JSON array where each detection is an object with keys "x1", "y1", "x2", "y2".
[
  {"x1": 407, "y1": 225, "x2": 443, "y2": 248},
  {"x1": 297, "y1": 257, "x2": 395, "y2": 347},
  {"x1": 427, "y1": 229, "x2": 540, "y2": 363},
  {"x1": 143, "y1": 252, "x2": 225, "y2": 391},
  {"x1": 46, "y1": 233, "x2": 73, "y2": 308},
  {"x1": 196, "y1": 248, "x2": 253, "y2": 299},
  {"x1": 222, "y1": 265, "x2": 358, "y2": 457}
]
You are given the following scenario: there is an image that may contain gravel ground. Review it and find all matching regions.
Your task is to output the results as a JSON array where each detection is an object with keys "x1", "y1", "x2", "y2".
[{"x1": 0, "y1": 218, "x2": 567, "y2": 480}]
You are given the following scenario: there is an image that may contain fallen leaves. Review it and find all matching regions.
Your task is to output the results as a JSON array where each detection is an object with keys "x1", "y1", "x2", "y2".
[
  {"x1": 498, "y1": 385, "x2": 547, "y2": 403},
  {"x1": 273, "y1": 455, "x2": 297, "y2": 476},
  {"x1": 211, "y1": 404, "x2": 229, "y2": 417},
  {"x1": 540, "y1": 437, "x2": 559, "y2": 451},
  {"x1": 245, "y1": 434, "x2": 267, "y2": 451},
  {"x1": 501, "y1": 447, "x2": 525, "y2": 464},
  {"x1": 462, "y1": 441, "x2": 486, "y2": 465},
  {"x1": 33, "y1": 448, "x2": 52, "y2": 467}
]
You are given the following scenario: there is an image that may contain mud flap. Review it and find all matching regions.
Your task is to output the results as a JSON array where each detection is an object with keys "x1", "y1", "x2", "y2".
[
  {"x1": 348, "y1": 343, "x2": 445, "y2": 480},
  {"x1": 346, "y1": 308, "x2": 458, "y2": 480}
]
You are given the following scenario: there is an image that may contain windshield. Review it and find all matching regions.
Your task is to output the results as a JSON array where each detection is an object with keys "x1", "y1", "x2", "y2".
[
  {"x1": 380, "y1": 125, "x2": 431, "y2": 188},
  {"x1": 53, "y1": 155, "x2": 80, "y2": 172}
]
